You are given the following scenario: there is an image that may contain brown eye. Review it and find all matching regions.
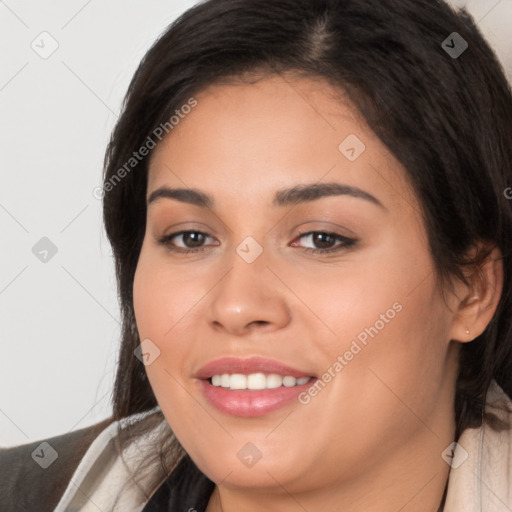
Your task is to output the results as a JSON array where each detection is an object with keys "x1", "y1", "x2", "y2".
[
  {"x1": 158, "y1": 230, "x2": 218, "y2": 253},
  {"x1": 177, "y1": 231, "x2": 207, "y2": 248},
  {"x1": 310, "y1": 233, "x2": 337, "y2": 249},
  {"x1": 292, "y1": 231, "x2": 357, "y2": 254}
]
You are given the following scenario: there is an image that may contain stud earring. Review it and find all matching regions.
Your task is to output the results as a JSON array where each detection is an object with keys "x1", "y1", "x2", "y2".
[{"x1": 465, "y1": 327, "x2": 470, "y2": 335}]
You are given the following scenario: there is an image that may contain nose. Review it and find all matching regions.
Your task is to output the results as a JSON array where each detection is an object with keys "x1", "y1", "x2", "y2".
[{"x1": 205, "y1": 248, "x2": 291, "y2": 336}]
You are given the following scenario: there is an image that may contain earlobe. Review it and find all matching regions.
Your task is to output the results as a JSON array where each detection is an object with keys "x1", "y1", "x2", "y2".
[{"x1": 449, "y1": 245, "x2": 503, "y2": 343}]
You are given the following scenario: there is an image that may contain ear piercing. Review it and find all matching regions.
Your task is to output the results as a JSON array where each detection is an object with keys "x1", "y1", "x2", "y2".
[{"x1": 465, "y1": 327, "x2": 470, "y2": 335}]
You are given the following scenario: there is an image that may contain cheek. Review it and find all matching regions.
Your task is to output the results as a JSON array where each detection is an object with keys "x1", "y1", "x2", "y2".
[
  {"x1": 133, "y1": 245, "x2": 205, "y2": 342},
  {"x1": 305, "y1": 240, "x2": 451, "y2": 420},
  {"x1": 327, "y1": 275, "x2": 451, "y2": 438},
  {"x1": 295, "y1": 284, "x2": 451, "y2": 477},
  {"x1": 132, "y1": 249, "x2": 202, "y2": 431},
  {"x1": 300, "y1": 244, "x2": 432, "y2": 358},
  {"x1": 132, "y1": 246, "x2": 199, "y2": 394},
  {"x1": 132, "y1": 242, "x2": 235, "y2": 407}
]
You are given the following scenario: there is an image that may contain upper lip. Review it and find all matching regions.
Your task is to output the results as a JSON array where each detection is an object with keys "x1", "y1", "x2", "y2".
[{"x1": 195, "y1": 356, "x2": 316, "y2": 380}]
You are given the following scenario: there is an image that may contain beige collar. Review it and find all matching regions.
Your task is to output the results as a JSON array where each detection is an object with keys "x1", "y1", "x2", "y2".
[
  {"x1": 444, "y1": 380, "x2": 512, "y2": 511},
  {"x1": 55, "y1": 380, "x2": 512, "y2": 512}
]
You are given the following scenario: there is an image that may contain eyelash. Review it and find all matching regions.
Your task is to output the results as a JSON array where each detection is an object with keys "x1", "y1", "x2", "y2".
[{"x1": 157, "y1": 230, "x2": 357, "y2": 255}]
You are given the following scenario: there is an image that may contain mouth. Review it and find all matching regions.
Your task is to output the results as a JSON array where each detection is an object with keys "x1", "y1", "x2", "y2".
[{"x1": 195, "y1": 356, "x2": 317, "y2": 417}]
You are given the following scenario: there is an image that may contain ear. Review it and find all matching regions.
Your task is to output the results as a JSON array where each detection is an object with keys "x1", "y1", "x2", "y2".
[{"x1": 449, "y1": 244, "x2": 503, "y2": 343}]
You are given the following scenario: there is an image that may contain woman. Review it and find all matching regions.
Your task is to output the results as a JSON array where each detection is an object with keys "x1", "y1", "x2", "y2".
[{"x1": 2, "y1": 0, "x2": 511, "y2": 510}]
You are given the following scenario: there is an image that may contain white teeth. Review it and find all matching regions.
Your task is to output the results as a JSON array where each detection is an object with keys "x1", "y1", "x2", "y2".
[
  {"x1": 282, "y1": 376, "x2": 297, "y2": 387},
  {"x1": 247, "y1": 373, "x2": 267, "y2": 390},
  {"x1": 229, "y1": 374, "x2": 247, "y2": 390},
  {"x1": 210, "y1": 373, "x2": 311, "y2": 390},
  {"x1": 266, "y1": 373, "x2": 283, "y2": 389}
]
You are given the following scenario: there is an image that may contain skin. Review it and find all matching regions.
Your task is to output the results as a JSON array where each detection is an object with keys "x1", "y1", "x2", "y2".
[{"x1": 132, "y1": 74, "x2": 503, "y2": 512}]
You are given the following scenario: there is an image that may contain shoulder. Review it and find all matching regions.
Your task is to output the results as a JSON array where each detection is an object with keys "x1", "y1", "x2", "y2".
[
  {"x1": 0, "y1": 417, "x2": 114, "y2": 512},
  {"x1": 444, "y1": 381, "x2": 512, "y2": 510}
]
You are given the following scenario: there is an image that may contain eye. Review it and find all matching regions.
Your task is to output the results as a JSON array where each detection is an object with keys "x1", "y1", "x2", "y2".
[
  {"x1": 291, "y1": 231, "x2": 357, "y2": 254},
  {"x1": 157, "y1": 230, "x2": 218, "y2": 253},
  {"x1": 158, "y1": 229, "x2": 357, "y2": 255}
]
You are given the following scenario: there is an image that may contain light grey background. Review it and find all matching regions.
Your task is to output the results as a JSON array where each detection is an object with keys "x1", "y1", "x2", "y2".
[{"x1": 1, "y1": 0, "x2": 511, "y2": 447}]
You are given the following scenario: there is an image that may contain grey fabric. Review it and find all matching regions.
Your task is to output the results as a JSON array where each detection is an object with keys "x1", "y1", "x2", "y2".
[{"x1": 0, "y1": 418, "x2": 113, "y2": 512}]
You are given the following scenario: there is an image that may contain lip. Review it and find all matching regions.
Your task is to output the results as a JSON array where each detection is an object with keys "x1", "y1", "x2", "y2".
[
  {"x1": 198, "y1": 379, "x2": 316, "y2": 417},
  {"x1": 195, "y1": 356, "x2": 316, "y2": 380},
  {"x1": 195, "y1": 356, "x2": 317, "y2": 417}
]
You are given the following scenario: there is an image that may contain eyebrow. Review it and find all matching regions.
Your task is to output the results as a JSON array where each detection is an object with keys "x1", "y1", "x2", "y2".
[
  {"x1": 148, "y1": 187, "x2": 213, "y2": 208},
  {"x1": 147, "y1": 182, "x2": 386, "y2": 210}
]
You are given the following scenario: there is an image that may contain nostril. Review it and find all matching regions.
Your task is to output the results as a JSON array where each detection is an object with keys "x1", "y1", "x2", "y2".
[{"x1": 250, "y1": 320, "x2": 269, "y2": 327}]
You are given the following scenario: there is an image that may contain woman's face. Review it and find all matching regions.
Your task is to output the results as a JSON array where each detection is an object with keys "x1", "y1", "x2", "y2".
[{"x1": 133, "y1": 75, "x2": 462, "y2": 499}]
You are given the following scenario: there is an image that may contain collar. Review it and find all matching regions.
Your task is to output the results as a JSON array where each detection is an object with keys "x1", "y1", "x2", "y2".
[
  {"x1": 55, "y1": 380, "x2": 512, "y2": 512},
  {"x1": 54, "y1": 407, "x2": 173, "y2": 512},
  {"x1": 444, "y1": 379, "x2": 512, "y2": 511}
]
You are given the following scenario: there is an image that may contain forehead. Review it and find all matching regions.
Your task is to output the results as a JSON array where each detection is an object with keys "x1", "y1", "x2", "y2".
[{"x1": 147, "y1": 74, "x2": 418, "y2": 214}]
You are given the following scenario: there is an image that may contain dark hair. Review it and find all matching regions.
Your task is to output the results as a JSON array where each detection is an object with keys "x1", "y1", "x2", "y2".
[{"x1": 103, "y1": 0, "x2": 512, "y2": 466}]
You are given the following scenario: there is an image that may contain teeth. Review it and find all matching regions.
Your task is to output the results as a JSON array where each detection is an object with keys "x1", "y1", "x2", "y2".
[
  {"x1": 266, "y1": 373, "x2": 283, "y2": 389},
  {"x1": 247, "y1": 373, "x2": 267, "y2": 389},
  {"x1": 210, "y1": 373, "x2": 312, "y2": 390},
  {"x1": 229, "y1": 374, "x2": 247, "y2": 390},
  {"x1": 283, "y1": 376, "x2": 296, "y2": 387}
]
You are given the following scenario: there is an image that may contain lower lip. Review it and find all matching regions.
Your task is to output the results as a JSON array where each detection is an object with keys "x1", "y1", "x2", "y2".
[{"x1": 198, "y1": 378, "x2": 316, "y2": 417}]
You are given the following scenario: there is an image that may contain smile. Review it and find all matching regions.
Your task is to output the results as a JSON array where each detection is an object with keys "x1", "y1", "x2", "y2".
[{"x1": 210, "y1": 373, "x2": 311, "y2": 390}]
